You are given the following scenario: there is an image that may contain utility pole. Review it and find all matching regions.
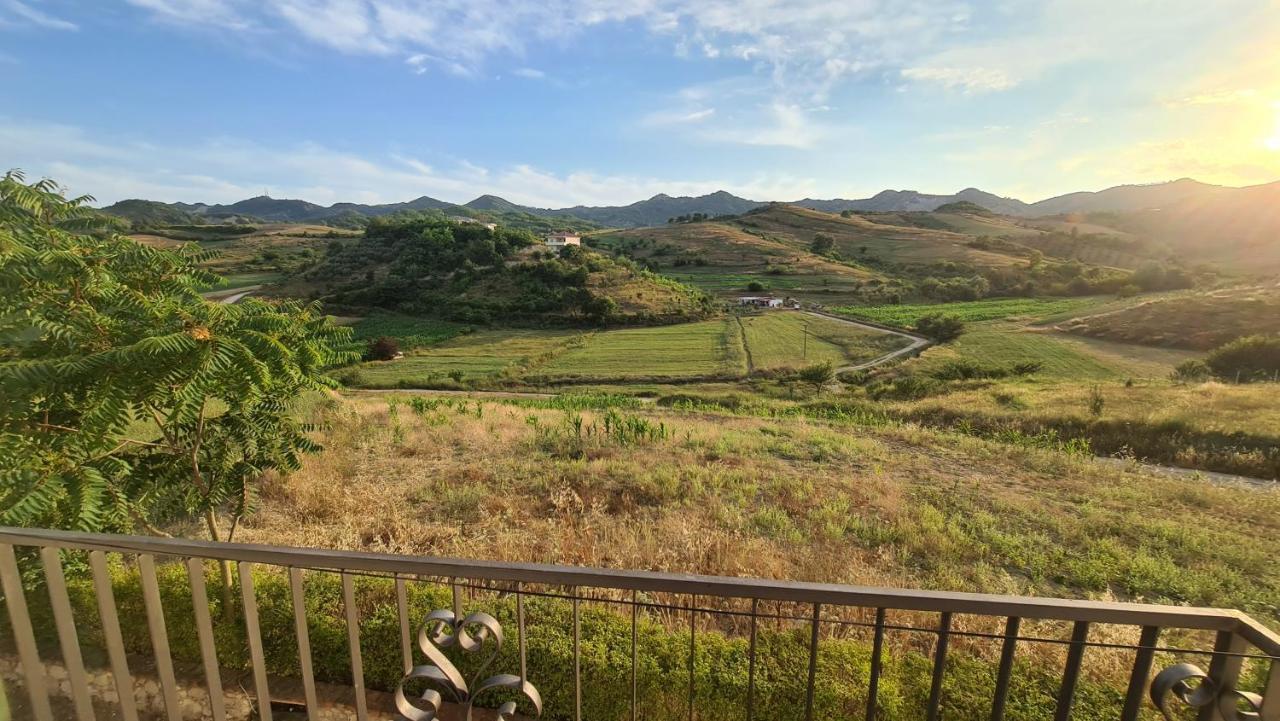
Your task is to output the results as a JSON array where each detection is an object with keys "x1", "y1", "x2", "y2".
[{"x1": 802, "y1": 320, "x2": 809, "y2": 360}]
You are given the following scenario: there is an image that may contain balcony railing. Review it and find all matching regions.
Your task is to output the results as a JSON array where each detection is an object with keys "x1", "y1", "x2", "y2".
[{"x1": 1, "y1": 526, "x2": 1277, "y2": 721}]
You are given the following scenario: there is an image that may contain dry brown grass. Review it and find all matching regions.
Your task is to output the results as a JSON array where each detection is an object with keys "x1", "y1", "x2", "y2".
[{"x1": 238, "y1": 393, "x2": 1280, "y2": 625}]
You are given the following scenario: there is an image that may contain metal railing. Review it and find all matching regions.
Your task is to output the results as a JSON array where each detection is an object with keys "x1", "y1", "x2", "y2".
[{"x1": 1, "y1": 526, "x2": 1277, "y2": 721}]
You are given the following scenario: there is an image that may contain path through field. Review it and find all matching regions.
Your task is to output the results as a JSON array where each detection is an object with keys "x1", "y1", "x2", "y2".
[{"x1": 800, "y1": 310, "x2": 930, "y2": 372}]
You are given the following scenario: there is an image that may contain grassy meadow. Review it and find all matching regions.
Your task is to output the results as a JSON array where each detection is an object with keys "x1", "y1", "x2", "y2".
[{"x1": 832, "y1": 296, "x2": 1105, "y2": 327}]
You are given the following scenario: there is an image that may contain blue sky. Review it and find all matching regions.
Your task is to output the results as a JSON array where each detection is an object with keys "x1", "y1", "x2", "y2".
[{"x1": 2, "y1": 0, "x2": 1279, "y2": 207}]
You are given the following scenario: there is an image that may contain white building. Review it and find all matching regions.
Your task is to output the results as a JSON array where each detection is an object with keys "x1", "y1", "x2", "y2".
[
  {"x1": 738, "y1": 296, "x2": 783, "y2": 308},
  {"x1": 545, "y1": 231, "x2": 582, "y2": 247}
]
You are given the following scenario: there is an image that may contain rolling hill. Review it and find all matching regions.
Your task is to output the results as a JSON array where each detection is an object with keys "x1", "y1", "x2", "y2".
[{"x1": 1056, "y1": 285, "x2": 1280, "y2": 350}]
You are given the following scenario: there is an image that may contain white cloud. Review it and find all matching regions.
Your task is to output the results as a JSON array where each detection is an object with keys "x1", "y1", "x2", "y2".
[
  {"x1": 124, "y1": 0, "x2": 249, "y2": 29},
  {"x1": 900, "y1": 66, "x2": 1014, "y2": 93},
  {"x1": 2, "y1": 0, "x2": 77, "y2": 30},
  {"x1": 0, "y1": 118, "x2": 817, "y2": 207},
  {"x1": 641, "y1": 107, "x2": 716, "y2": 127},
  {"x1": 513, "y1": 67, "x2": 545, "y2": 79}
]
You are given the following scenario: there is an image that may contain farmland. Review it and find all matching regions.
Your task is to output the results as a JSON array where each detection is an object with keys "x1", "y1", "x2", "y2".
[
  {"x1": 832, "y1": 296, "x2": 1106, "y2": 327},
  {"x1": 345, "y1": 311, "x2": 911, "y2": 387}
]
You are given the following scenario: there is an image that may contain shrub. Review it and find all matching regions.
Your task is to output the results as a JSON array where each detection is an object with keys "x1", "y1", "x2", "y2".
[
  {"x1": 746, "y1": 280, "x2": 767, "y2": 292},
  {"x1": 1087, "y1": 385, "x2": 1105, "y2": 417},
  {"x1": 836, "y1": 369, "x2": 870, "y2": 385},
  {"x1": 914, "y1": 313, "x2": 965, "y2": 341},
  {"x1": 797, "y1": 361, "x2": 835, "y2": 391},
  {"x1": 1205, "y1": 335, "x2": 1280, "y2": 382},
  {"x1": 1171, "y1": 359, "x2": 1211, "y2": 383},
  {"x1": 365, "y1": 336, "x2": 401, "y2": 361}
]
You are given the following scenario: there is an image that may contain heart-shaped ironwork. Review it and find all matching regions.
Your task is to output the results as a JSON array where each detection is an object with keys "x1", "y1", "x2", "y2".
[
  {"x1": 1151, "y1": 663, "x2": 1265, "y2": 721},
  {"x1": 395, "y1": 608, "x2": 542, "y2": 721}
]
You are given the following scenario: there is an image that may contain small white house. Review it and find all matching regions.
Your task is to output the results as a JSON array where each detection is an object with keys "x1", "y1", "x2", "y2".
[
  {"x1": 738, "y1": 296, "x2": 783, "y2": 308},
  {"x1": 546, "y1": 231, "x2": 582, "y2": 247}
]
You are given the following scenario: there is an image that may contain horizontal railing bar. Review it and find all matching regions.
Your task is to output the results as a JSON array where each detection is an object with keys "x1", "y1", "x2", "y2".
[
  {"x1": 395, "y1": 579, "x2": 1279, "y2": 660},
  {"x1": 1, "y1": 527, "x2": 1258, "y2": 633}
]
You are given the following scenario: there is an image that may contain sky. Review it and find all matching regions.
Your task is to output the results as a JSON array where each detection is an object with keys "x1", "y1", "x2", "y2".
[{"x1": 1, "y1": 0, "x2": 1279, "y2": 208}]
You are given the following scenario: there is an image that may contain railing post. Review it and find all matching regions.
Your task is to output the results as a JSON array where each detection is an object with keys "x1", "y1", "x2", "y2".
[
  {"x1": 39, "y1": 547, "x2": 95, "y2": 721},
  {"x1": 1121, "y1": 626, "x2": 1161, "y2": 721},
  {"x1": 866, "y1": 608, "x2": 886, "y2": 721},
  {"x1": 0, "y1": 544, "x2": 53, "y2": 721},
  {"x1": 238, "y1": 562, "x2": 273, "y2": 721},
  {"x1": 138, "y1": 554, "x2": 182, "y2": 721},
  {"x1": 990, "y1": 617, "x2": 1021, "y2": 721},
  {"x1": 1055, "y1": 621, "x2": 1090, "y2": 721},
  {"x1": 926, "y1": 612, "x2": 952, "y2": 721},
  {"x1": 1201, "y1": 631, "x2": 1247, "y2": 721},
  {"x1": 805, "y1": 602, "x2": 821, "y2": 721},
  {"x1": 289, "y1": 568, "x2": 320, "y2": 721},
  {"x1": 90, "y1": 549, "x2": 140, "y2": 721},
  {"x1": 186, "y1": 558, "x2": 226, "y2": 721},
  {"x1": 1260, "y1": 659, "x2": 1280, "y2": 721}
]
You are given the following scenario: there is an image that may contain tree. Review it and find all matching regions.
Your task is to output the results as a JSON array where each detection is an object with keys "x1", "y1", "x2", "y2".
[
  {"x1": 797, "y1": 362, "x2": 835, "y2": 392},
  {"x1": 915, "y1": 313, "x2": 965, "y2": 341},
  {"x1": 746, "y1": 281, "x2": 767, "y2": 292},
  {"x1": 366, "y1": 336, "x2": 401, "y2": 361},
  {"x1": 811, "y1": 233, "x2": 835, "y2": 254},
  {"x1": 0, "y1": 171, "x2": 358, "y2": 542},
  {"x1": 1205, "y1": 335, "x2": 1280, "y2": 382}
]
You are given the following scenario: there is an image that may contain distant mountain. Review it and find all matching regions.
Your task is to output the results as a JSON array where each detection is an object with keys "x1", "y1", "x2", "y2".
[
  {"x1": 545, "y1": 190, "x2": 764, "y2": 227},
  {"x1": 1025, "y1": 178, "x2": 1224, "y2": 215},
  {"x1": 98, "y1": 199, "x2": 206, "y2": 226},
  {"x1": 98, "y1": 178, "x2": 1279, "y2": 239},
  {"x1": 794, "y1": 188, "x2": 1031, "y2": 216}
]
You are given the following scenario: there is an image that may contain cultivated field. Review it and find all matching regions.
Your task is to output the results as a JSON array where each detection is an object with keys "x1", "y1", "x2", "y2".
[
  {"x1": 738, "y1": 312, "x2": 907, "y2": 370},
  {"x1": 348, "y1": 312, "x2": 909, "y2": 387},
  {"x1": 832, "y1": 296, "x2": 1106, "y2": 327}
]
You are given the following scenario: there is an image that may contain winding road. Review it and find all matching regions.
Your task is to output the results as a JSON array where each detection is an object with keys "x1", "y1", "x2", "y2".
[{"x1": 798, "y1": 310, "x2": 931, "y2": 372}]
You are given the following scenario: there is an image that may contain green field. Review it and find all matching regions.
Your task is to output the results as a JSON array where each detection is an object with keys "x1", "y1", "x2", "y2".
[
  {"x1": 832, "y1": 297, "x2": 1105, "y2": 327},
  {"x1": 344, "y1": 312, "x2": 911, "y2": 387},
  {"x1": 739, "y1": 313, "x2": 907, "y2": 370},
  {"x1": 539, "y1": 320, "x2": 739, "y2": 379},
  {"x1": 352, "y1": 329, "x2": 580, "y2": 385},
  {"x1": 350, "y1": 313, "x2": 470, "y2": 350},
  {"x1": 912, "y1": 324, "x2": 1186, "y2": 380}
]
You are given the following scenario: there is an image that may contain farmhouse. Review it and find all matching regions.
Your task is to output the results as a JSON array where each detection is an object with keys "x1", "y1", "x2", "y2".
[
  {"x1": 545, "y1": 231, "x2": 582, "y2": 247},
  {"x1": 738, "y1": 296, "x2": 783, "y2": 308}
]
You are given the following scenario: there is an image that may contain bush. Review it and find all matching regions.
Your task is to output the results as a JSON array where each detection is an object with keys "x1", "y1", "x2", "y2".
[
  {"x1": 365, "y1": 336, "x2": 401, "y2": 361},
  {"x1": 836, "y1": 369, "x2": 870, "y2": 385},
  {"x1": 797, "y1": 361, "x2": 835, "y2": 391},
  {"x1": 746, "y1": 280, "x2": 767, "y2": 292},
  {"x1": 914, "y1": 313, "x2": 964, "y2": 341},
  {"x1": 1171, "y1": 359, "x2": 1212, "y2": 383},
  {"x1": 1205, "y1": 335, "x2": 1280, "y2": 382}
]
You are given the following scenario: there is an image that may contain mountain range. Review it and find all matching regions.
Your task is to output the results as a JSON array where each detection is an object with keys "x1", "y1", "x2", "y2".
[{"x1": 101, "y1": 178, "x2": 1280, "y2": 230}]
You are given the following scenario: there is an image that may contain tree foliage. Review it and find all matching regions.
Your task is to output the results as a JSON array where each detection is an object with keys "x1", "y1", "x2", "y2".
[
  {"x1": 1205, "y1": 335, "x2": 1280, "y2": 382},
  {"x1": 914, "y1": 313, "x2": 965, "y2": 341},
  {"x1": 0, "y1": 171, "x2": 358, "y2": 538}
]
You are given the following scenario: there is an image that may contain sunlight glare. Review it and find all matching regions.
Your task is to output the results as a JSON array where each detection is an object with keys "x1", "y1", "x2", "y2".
[{"x1": 1267, "y1": 102, "x2": 1280, "y2": 151}]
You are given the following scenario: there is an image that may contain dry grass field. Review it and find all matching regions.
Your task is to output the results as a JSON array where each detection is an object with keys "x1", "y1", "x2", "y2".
[{"x1": 241, "y1": 392, "x2": 1280, "y2": 620}]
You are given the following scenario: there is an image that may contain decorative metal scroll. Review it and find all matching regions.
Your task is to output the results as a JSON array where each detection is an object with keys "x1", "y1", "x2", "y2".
[
  {"x1": 1150, "y1": 663, "x2": 1263, "y2": 721},
  {"x1": 395, "y1": 609, "x2": 543, "y2": 721}
]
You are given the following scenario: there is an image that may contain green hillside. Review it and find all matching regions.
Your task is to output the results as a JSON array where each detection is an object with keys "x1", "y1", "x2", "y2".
[
  {"x1": 308, "y1": 214, "x2": 713, "y2": 326},
  {"x1": 1057, "y1": 285, "x2": 1280, "y2": 350}
]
